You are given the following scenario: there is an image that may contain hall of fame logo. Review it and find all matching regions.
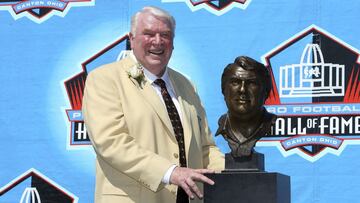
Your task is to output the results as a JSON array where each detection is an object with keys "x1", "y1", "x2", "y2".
[
  {"x1": 0, "y1": 168, "x2": 78, "y2": 202},
  {"x1": 162, "y1": 0, "x2": 251, "y2": 15},
  {"x1": 63, "y1": 34, "x2": 130, "y2": 148},
  {"x1": 0, "y1": 0, "x2": 94, "y2": 23},
  {"x1": 259, "y1": 24, "x2": 360, "y2": 162}
]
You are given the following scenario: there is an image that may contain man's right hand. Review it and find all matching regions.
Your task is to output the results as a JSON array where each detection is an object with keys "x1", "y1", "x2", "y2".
[{"x1": 169, "y1": 167, "x2": 215, "y2": 200}]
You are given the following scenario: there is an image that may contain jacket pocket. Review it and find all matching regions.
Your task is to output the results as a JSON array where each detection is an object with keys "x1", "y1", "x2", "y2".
[{"x1": 102, "y1": 180, "x2": 140, "y2": 196}]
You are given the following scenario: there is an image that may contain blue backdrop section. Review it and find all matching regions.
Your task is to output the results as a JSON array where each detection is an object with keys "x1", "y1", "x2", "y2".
[{"x1": 1, "y1": 0, "x2": 360, "y2": 202}]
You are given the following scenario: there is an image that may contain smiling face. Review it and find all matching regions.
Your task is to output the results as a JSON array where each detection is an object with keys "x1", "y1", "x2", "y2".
[
  {"x1": 130, "y1": 12, "x2": 174, "y2": 77},
  {"x1": 223, "y1": 65, "x2": 265, "y2": 120}
]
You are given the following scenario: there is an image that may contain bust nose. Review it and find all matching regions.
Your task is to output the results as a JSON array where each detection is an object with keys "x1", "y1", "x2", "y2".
[{"x1": 239, "y1": 80, "x2": 246, "y2": 93}]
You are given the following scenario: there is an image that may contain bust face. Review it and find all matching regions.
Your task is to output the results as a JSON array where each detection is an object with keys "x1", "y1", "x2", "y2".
[{"x1": 223, "y1": 65, "x2": 265, "y2": 120}]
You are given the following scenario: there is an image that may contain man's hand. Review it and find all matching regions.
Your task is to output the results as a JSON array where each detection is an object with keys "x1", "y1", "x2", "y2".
[{"x1": 169, "y1": 167, "x2": 215, "y2": 200}]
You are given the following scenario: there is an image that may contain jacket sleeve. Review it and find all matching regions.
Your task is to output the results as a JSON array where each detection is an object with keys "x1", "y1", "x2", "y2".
[
  {"x1": 187, "y1": 79, "x2": 225, "y2": 171},
  {"x1": 82, "y1": 67, "x2": 173, "y2": 192},
  {"x1": 200, "y1": 108, "x2": 225, "y2": 171}
]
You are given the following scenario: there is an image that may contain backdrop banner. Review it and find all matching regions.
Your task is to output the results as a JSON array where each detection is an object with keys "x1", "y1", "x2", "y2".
[{"x1": 1, "y1": 1, "x2": 360, "y2": 202}]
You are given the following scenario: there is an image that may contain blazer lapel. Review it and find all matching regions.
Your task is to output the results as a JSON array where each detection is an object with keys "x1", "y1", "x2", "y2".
[
  {"x1": 139, "y1": 82, "x2": 176, "y2": 139},
  {"x1": 123, "y1": 58, "x2": 176, "y2": 140}
]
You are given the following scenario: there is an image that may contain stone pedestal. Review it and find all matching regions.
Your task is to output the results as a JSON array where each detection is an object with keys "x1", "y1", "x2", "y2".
[{"x1": 204, "y1": 172, "x2": 290, "y2": 203}]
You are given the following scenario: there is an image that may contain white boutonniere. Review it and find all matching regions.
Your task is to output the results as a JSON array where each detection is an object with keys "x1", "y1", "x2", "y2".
[{"x1": 127, "y1": 63, "x2": 146, "y2": 88}]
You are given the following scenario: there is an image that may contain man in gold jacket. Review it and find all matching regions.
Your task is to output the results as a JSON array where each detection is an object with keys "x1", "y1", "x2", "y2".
[{"x1": 82, "y1": 6, "x2": 224, "y2": 203}]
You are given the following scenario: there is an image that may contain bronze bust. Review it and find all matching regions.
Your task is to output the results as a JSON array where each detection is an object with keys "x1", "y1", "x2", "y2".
[{"x1": 215, "y1": 56, "x2": 276, "y2": 158}]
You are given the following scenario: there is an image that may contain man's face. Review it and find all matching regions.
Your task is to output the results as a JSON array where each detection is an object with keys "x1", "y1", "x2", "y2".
[
  {"x1": 223, "y1": 65, "x2": 265, "y2": 119},
  {"x1": 130, "y1": 12, "x2": 174, "y2": 76}
]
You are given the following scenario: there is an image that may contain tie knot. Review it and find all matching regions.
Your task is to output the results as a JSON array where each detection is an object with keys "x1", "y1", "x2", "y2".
[{"x1": 154, "y1": 79, "x2": 167, "y2": 89}]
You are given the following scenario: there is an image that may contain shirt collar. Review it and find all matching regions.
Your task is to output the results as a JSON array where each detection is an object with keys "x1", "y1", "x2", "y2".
[{"x1": 129, "y1": 51, "x2": 173, "y2": 91}]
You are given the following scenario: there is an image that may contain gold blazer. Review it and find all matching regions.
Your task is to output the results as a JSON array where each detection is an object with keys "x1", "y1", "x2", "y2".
[{"x1": 82, "y1": 56, "x2": 224, "y2": 203}]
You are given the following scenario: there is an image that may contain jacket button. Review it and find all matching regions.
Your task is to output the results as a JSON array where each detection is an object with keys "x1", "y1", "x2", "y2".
[{"x1": 173, "y1": 153, "x2": 179, "y2": 158}]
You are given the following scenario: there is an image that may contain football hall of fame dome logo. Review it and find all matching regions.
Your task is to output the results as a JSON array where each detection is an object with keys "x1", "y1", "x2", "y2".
[
  {"x1": 0, "y1": 168, "x2": 78, "y2": 202},
  {"x1": 63, "y1": 34, "x2": 131, "y2": 148},
  {"x1": 0, "y1": 0, "x2": 94, "y2": 23},
  {"x1": 259, "y1": 25, "x2": 360, "y2": 162},
  {"x1": 162, "y1": 0, "x2": 252, "y2": 15}
]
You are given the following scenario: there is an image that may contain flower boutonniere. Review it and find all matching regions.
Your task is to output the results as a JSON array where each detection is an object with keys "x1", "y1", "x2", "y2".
[{"x1": 127, "y1": 63, "x2": 146, "y2": 88}]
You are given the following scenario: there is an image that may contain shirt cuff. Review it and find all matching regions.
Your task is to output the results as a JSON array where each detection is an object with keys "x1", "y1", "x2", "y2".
[{"x1": 162, "y1": 164, "x2": 177, "y2": 184}]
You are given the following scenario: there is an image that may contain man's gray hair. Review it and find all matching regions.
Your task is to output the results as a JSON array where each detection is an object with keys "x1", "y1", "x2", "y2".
[{"x1": 130, "y1": 6, "x2": 176, "y2": 36}]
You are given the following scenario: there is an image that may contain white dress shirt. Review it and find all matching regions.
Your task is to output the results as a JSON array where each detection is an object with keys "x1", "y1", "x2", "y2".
[{"x1": 130, "y1": 52, "x2": 181, "y2": 184}]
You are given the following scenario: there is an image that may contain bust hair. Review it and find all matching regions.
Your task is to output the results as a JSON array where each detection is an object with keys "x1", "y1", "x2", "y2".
[{"x1": 221, "y1": 56, "x2": 272, "y2": 98}]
